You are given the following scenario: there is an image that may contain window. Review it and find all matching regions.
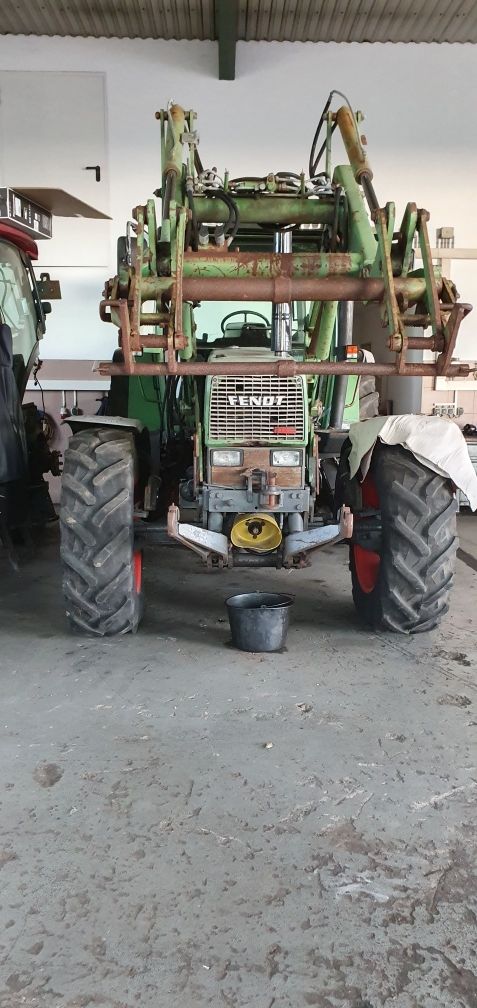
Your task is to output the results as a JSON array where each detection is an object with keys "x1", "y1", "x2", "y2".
[{"x1": 0, "y1": 239, "x2": 38, "y2": 366}]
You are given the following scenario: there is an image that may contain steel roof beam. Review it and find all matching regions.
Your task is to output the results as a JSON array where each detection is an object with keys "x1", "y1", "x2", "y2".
[{"x1": 215, "y1": 0, "x2": 238, "y2": 80}]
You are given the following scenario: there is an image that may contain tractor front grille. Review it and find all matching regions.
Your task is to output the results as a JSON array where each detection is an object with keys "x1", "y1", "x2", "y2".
[{"x1": 208, "y1": 374, "x2": 306, "y2": 444}]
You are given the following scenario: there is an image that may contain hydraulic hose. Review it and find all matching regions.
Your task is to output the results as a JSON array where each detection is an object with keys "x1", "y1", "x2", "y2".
[{"x1": 202, "y1": 189, "x2": 239, "y2": 242}]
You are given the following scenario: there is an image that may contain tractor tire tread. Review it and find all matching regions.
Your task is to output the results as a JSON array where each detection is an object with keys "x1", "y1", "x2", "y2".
[
  {"x1": 60, "y1": 428, "x2": 142, "y2": 636},
  {"x1": 351, "y1": 444, "x2": 456, "y2": 633},
  {"x1": 359, "y1": 373, "x2": 379, "y2": 420}
]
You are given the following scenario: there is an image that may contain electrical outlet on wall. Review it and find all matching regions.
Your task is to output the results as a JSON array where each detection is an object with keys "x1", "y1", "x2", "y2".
[{"x1": 432, "y1": 403, "x2": 464, "y2": 418}]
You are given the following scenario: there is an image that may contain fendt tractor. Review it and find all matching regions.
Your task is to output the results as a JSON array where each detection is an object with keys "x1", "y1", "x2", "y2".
[
  {"x1": 0, "y1": 188, "x2": 61, "y2": 563},
  {"x1": 60, "y1": 92, "x2": 476, "y2": 636}
]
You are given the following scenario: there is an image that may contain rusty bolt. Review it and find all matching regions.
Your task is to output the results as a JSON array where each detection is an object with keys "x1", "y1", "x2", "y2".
[{"x1": 388, "y1": 333, "x2": 403, "y2": 352}]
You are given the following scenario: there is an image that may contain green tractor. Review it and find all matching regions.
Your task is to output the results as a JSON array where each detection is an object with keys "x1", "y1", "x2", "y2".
[{"x1": 60, "y1": 94, "x2": 474, "y2": 635}]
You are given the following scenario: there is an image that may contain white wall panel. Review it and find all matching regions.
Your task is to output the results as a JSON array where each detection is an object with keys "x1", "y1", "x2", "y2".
[{"x1": 0, "y1": 70, "x2": 110, "y2": 267}]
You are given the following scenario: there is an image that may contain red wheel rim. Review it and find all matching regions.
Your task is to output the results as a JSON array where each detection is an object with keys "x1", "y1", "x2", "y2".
[
  {"x1": 353, "y1": 473, "x2": 381, "y2": 594},
  {"x1": 133, "y1": 550, "x2": 143, "y2": 594}
]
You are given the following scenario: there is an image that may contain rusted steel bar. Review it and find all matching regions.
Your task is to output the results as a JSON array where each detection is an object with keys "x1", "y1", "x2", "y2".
[
  {"x1": 140, "y1": 335, "x2": 186, "y2": 349},
  {"x1": 99, "y1": 359, "x2": 470, "y2": 379},
  {"x1": 405, "y1": 335, "x2": 445, "y2": 351},
  {"x1": 178, "y1": 275, "x2": 442, "y2": 304},
  {"x1": 102, "y1": 297, "x2": 157, "y2": 351},
  {"x1": 401, "y1": 314, "x2": 431, "y2": 327},
  {"x1": 181, "y1": 251, "x2": 362, "y2": 278},
  {"x1": 437, "y1": 303, "x2": 472, "y2": 376},
  {"x1": 130, "y1": 208, "x2": 145, "y2": 345},
  {"x1": 417, "y1": 209, "x2": 442, "y2": 341},
  {"x1": 139, "y1": 312, "x2": 169, "y2": 325}
]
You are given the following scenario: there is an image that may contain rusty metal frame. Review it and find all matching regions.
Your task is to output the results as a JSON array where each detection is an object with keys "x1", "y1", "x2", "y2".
[
  {"x1": 167, "y1": 205, "x2": 188, "y2": 372},
  {"x1": 97, "y1": 259, "x2": 470, "y2": 378},
  {"x1": 100, "y1": 358, "x2": 468, "y2": 378},
  {"x1": 437, "y1": 302, "x2": 472, "y2": 376},
  {"x1": 129, "y1": 205, "x2": 146, "y2": 350},
  {"x1": 372, "y1": 206, "x2": 407, "y2": 371},
  {"x1": 97, "y1": 100, "x2": 473, "y2": 384}
]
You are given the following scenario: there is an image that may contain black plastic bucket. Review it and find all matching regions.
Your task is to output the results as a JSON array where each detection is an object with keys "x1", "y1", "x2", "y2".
[{"x1": 225, "y1": 592, "x2": 294, "y2": 653}]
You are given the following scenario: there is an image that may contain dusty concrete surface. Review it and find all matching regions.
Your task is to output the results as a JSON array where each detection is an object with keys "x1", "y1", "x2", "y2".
[
  {"x1": 457, "y1": 512, "x2": 477, "y2": 572},
  {"x1": 0, "y1": 523, "x2": 476, "y2": 1008}
]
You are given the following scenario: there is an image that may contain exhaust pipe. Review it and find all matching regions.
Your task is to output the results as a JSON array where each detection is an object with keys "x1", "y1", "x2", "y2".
[{"x1": 272, "y1": 230, "x2": 292, "y2": 355}]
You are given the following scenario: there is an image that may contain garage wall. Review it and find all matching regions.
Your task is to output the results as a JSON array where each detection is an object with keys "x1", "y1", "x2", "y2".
[{"x1": 0, "y1": 34, "x2": 476, "y2": 363}]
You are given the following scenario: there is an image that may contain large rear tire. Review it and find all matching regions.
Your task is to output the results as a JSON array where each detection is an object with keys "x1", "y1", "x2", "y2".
[
  {"x1": 351, "y1": 444, "x2": 457, "y2": 633},
  {"x1": 60, "y1": 428, "x2": 143, "y2": 635},
  {"x1": 359, "y1": 374, "x2": 380, "y2": 420}
]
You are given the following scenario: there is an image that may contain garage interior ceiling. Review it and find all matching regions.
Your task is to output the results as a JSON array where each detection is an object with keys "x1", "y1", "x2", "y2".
[{"x1": 1, "y1": 0, "x2": 476, "y2": 44}]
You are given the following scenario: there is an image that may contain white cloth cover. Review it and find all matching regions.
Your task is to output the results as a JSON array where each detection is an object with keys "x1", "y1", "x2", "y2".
[{"x1": 347, "y1": 414, "x2": 477, "y2": 511}]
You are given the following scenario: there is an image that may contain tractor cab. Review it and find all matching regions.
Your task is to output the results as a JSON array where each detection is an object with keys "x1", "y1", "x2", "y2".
[
  {"x1": 0, "y1": 225, "x2": 47, "y2": 395},
  {"x1": 212, "y1": 310, "x2": 271, "y2": 351},
  {"x1": 0, "y1": 191, "x2": 62, "y2": 550}
]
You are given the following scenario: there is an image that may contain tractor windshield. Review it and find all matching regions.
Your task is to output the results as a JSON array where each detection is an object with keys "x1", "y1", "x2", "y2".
[
  {"x1": 0, "y1": 239, "x2": 38, "y2": 370},
  {"x1": 195, "y1": 302, "x2": 308, "y2": 351}
]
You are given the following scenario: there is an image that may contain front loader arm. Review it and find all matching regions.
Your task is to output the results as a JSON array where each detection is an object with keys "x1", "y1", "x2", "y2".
[{"x1": 97, "y1": 96, "x2": 472, "y2": 383}]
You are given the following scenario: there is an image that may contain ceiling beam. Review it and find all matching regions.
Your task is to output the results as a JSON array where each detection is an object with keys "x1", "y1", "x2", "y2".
[{"x1": 215, "y1": 0, "x2": 238, "y2": 80}]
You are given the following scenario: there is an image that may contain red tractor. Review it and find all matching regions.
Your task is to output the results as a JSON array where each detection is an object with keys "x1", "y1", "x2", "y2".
[{"x1": 0, "y1": 188, "x2": 61, "y2": 562}]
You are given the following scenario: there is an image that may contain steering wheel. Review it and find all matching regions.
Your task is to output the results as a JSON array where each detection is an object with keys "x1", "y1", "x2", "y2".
[{"x1": 220, "y1": 310, "x2": 270, "y2": 334}]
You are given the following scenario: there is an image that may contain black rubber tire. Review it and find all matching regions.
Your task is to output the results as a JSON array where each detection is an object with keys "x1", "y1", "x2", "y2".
[
  {"x1": 351, "y1": 444, "x2": 457, "y2": 633},
  {"x1": 359, "y1": 374, "x2": 380, "y2": 420},
  {"x1": 60, "y1": 428, "x2": 143, "y2": 636}
]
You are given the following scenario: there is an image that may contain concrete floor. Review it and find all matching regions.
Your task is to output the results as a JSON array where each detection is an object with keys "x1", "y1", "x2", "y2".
[{"x1": 1, "y1": 518, "x2": 476, "y2": 1008}]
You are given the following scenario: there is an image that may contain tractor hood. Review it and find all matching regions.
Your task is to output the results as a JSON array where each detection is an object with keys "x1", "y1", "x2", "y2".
[{"x1": 348, "y1": 415, "x2": 477, "y2": 511}]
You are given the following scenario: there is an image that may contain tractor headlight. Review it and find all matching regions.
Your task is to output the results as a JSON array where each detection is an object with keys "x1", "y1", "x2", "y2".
[
  {"x1": 211, "y1": 450, "x2": 243, "y2": 466},
  {"x1": 271, "y1": 450, "x2": 301, "y2": 466}
]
